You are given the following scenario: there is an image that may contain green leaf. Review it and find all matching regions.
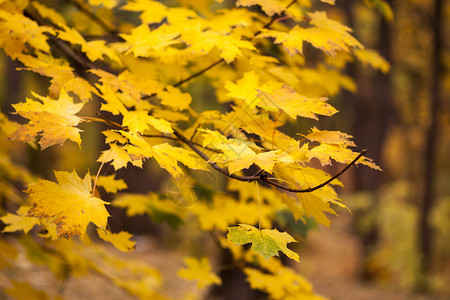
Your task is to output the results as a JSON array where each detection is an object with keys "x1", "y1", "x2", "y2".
[{"x1": 227, "y1": 224, "x2": 299, "y2": 262}]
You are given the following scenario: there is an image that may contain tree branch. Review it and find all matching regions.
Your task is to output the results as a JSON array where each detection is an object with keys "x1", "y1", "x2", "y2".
[
  {"x1": 164, "y1": 0, "x2": 298, "y2": 89},
  {"x1": 260, "y1": 150, "x2": 367, "y2": 193},
  {"x1": 173, "y1": 128, "x2": 366, "y2": 193},
  {"x1": 70, "y1": 0, "x2": 119, "y2": 36}
]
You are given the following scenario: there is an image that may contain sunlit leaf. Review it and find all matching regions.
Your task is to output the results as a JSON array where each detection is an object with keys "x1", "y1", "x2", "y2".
[
  {"x1": 227, "y1": 224, "x2": 299, "y2": 261},
  {"x1": 26, "y1": 170, "x2": 110, "y2": 239},
  {"x1": 178, "y1": 257, "x2": 222, "y2": 288},
  {"x1": 10, "y1": 89, "x2": 84, "y2": 149}
]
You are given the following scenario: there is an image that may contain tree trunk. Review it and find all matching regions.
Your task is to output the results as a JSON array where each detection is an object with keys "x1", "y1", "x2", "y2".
[
  {"x1": 340, "y1": 0, "x2": 394, "y2": 280},
  {"x1": 417, "y1": 0, "x2": 443, "y2": 290}
]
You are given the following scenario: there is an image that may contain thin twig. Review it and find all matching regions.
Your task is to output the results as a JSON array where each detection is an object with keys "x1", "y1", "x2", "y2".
[
  {"x1": 260, "y1": 150, "x2": 367, "y2": 193},
  {"x1": 165, "y1": 0, "x2": 298, "y2": 88},
  {"x1": 95, "y1": 113, "x2": 124, "y2": 129},
  {"x1": 70, "y1": 0, "x2": 118, "y2": 35},
  {"x1": 92, "y1": 148, "x2": 112, "y2": 196}
]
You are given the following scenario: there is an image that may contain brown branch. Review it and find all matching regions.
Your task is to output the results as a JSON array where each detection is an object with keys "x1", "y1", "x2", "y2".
[
  {"x1": 47, "y1": 34, "x2": 97, "y2": 69},
  {"x1": 173, "y1": 128, "x2": 365, "y2": 193},
  {"x1": 173, "y1": 129, "x2": 260, "y2": 182},
  {"x1": 70, "y1": 0, "x2": 118, "y2": 36},
  {"x1": 256, "y1": 0, "x2": 297, "y2": 35},
  {"x1": 166, "y1": 0, "x2": 298, "y2": 89},
  {"x1": 84, "y1": 112, "x2": 365, "y2": 194},
  {"x1": 95, "y1": 113, "x2": 124, "y2": 129},
  {"x1": 261, "y1": 150, "x2": 367, "y2": 193},
  {"x1": 173, "y1": 59, "x2": 225, "y2": 88}
]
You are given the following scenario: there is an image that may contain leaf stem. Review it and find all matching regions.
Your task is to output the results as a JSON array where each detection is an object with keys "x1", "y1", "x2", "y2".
[
  {"x1": 256, "y1": 182, "x2": 261, "y2": 230},
  {"x1": 92, "y1": 147, "x2": 112, "y2": 196}
]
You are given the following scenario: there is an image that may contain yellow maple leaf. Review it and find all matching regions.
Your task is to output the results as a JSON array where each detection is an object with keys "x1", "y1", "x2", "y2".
[
  {"x1": 0, "y1": 10, "x2": 53, "y2": 59},
  {"x1": 97, "y1": 228, "x2": 135, "y2": 252},
  {"x1": 1, "y1": 206, "x2": 39, "y2": 234},
  {"x1": 244, "y1": 267, "x2": 317, "y2": 299},
  {"x1": 121, "y1": 24, "x2": 180, "y2": 57},
  {"x1": 200, "y1": 129, "x2": 259, "y2": 174},
  {"x1": 190, "y1": 194, "x2": 272, "y2": 231},
  {"x1": 26, "y1": 170, "x2": 110, "y2": 239},
  {"x1": 146, "y1": 116, "x2": 173, "y2": 134},
  {"x1": 354, "y1": 49, "x2": 390, "y2": 73},
  {"x1": 236, "y1": 0, "x2": 288, "y2": 17},
  {"x1": 297, "y1": 193, "x2": 336, "y2": 227},
  {"x1": 159, "y1": 86, "x2": 192, "y2": 111},
  {"x1": 121, "y1": 0, "x2": 169, "y2": 24},
  {"x1": 4, "y1": 281, "x2": 50, "y2": 300},
  {"x1": 10, "y1": 89, "x2": 84, "y2": 149},
  {"x1": 122, "y1": 110, "x2": 151, "y2": 134},
  {"x1": 257, "y1": 85, "x2": 337, "y2": 120},
  {"x1": 98, "y1": 144, "x2": 136, "y2": 170},
  {"x1": 178, "y1": 257, "x2": 222, "y2": 289},
  {"x1": 306, "y1": 127, "x2": 356, "y2": 147},
  {"x1": 17, "y1": 54, "x2": 96, "y2": 101},
  {"x1": 88, "y1": 0, "x2": 119, "y2": 9},
  {"x1": 224, "y1": 71, "x2": 282, "y2": 106},
  {"x1": 227, "y1": 224, "x2": 299, "y2": 261},
  {"x1": 308, "y1": 143, "x2": 381, "y2": 170},
  {"x1": 30, "y1": 2, "x2": 67, "y2": 26},
  {"x1": 96, "y1": 175, "x2": 127, "y2": 193},
  {"x1": 258, "y1": 12, "x2": 362, "y2": 57},
  {"x1": 119, "y1": 131, "x2": 208, "y2": 179},
  {"x1": 113, "y1": 193, "x2": 159, "y2": 216},
  {"x1": 57, "y1": 24, "x2": 122, "y2": 65},
  {"x1": 152, "y1": 143, "x2": 209, "y2": 179},
  {"x1": 182, "y1": 29, "x2": 256, "y2": 63}
]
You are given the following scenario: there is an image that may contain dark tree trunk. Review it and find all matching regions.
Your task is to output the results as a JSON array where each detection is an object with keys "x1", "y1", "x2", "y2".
[
  {"x1": 340, "y1": 0, "x2": 394, "y2": 280},
  {"x1": 417, "y1": 0, "x2": 443, "y2": 290},
  {"x1": 208, "y1": 249, "x2": 266, "y2": 300}
]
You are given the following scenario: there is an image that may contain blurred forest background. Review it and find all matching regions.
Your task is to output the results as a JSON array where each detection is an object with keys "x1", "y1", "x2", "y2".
[{"x1": 0, "y1": 0, "x2": 449, "y2": 299}]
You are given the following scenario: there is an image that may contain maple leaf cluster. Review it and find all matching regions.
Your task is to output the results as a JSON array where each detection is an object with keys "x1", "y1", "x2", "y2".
[{"x1": 0, "y1": 0, "x2": 388, "y2": 298}]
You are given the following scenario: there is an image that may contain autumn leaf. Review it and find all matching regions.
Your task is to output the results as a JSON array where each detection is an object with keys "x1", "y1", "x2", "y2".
[
  {"x1": 236, "y1": 0, "x2": 287, "y2": 17},
  {"x1": 4, "y1": 281, "x2": 50, "y2": 300},
  {"x1": 120, "y1": 131, "x2": 208, "y2": 179},
  {"x1": 26, "y1": 170, "x2": 110, "y2": 239},
  {"x1": 354, "y1": 49, "x2": 390, "y2": 73},
  {"x1": 97, "y1": 228, "x2": 135, "y2": 252},
  {"x1": 120, "y1": 0, "x2": 169, "y2": 24},
  {"x1": 120, "y1": 24, "x2": 180, "y2": 57},
  {"x1": 244, "y1": 267, "x2": 319, "y2": 299},
  {"x1": 181, "y1": 29, "x2": 256, "y2": 63},
  {"x1": 17, "y1": 54, "x2": 96, "y2": 101},
  {"x1": 308, "y1": 143, "x2": 381, "y2": 170},
  {"x1": 178, "y1": 257, "x2": 222, "y2": 289},
  {"x1": 98, "y1": 143, "x2": 138, "y2": 171},
  {"x1": 159, "y1": 86, "x2": 192, "y2": 111},
  {"x1": 10, "y1": 89, "x2": 84, "y2": 149},
  {"x1": 113, "y1": 193, "x2": 184, "y2": 230},
  {"x1": 258, "y1": 12, "x2": 363, "y2": 57},
  {"x1": 306, "y1": 127, "x2": 356, "y2": 147},
  {"x1": 57, "y1": 24, "x2": 122, "y2": 65},
  {"x1": 30, "y1": 2, "x2": 66, "y2": 26},
  {"x1": 0, "y1": 10, "x2": 53, "y2": 59},
  {"x1": 257, "y1": 85, "x2": 337, "y2": 120},
  {"x1": 227, "y1": 224, "x2": 299, "y2": 261},
  {"x1": 224, "y1": 71, "x2": 281, "y2": 106},
  {"x1": 96, "y1": 175, "x2": 127, "y2": 193},
  {"x1": 1, "y1": 206, "x2": 39, "y2": 234},
  {"x1": 297, "y1": 193, "x2": 337, "y2": 227}
]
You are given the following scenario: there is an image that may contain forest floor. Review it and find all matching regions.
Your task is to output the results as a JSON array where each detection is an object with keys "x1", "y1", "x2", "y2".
[
  {"x1": 1, "y1": 214, "x2": 448, "y2": 300},
  {"x1": 299, "y1": 214, "x2": 448, "y2": 300}
]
